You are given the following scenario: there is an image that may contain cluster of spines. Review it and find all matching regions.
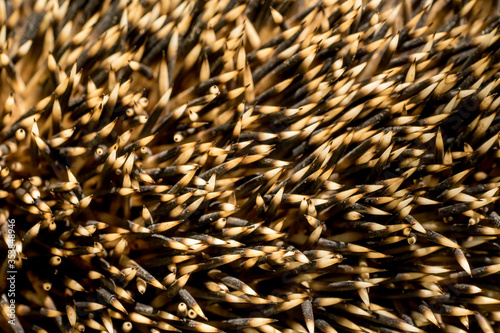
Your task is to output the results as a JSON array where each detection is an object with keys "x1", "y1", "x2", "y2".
[{"x1": 1, "y1": 0, "x2": 500, "y2": 332}]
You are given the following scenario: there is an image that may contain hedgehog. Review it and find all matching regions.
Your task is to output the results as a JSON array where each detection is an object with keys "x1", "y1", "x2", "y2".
[{"x1": 1, "y1": 0, "x2": 500, "y2": 332}]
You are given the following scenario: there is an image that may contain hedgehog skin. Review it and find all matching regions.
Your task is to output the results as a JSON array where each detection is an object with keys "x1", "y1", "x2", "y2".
[{"x1": 2, "y1": 0, "x2": 500, "y2": 332}]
